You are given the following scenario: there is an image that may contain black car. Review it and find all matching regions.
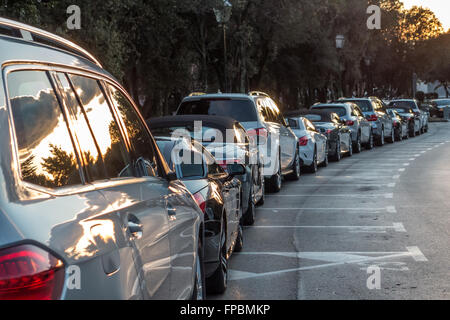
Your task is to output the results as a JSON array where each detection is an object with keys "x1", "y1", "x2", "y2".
[
  {"x1": 154, "y1": 136, "x2": 244, "y2": 294},
  {"x1": 294, "y1": 110, "x2": 352, "y2": 161},
  {"x1": 431, "y1": 99, "x2": 450, "y2": 118},
  {"x1": 147, "y1": 115, "x2": 264, "y2": 226}
]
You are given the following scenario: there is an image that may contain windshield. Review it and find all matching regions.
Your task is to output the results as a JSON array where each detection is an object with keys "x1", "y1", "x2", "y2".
[
  {"x1": 312, "y1": 106, "x2": 346, "y2": 117},
  {"x1": 178, "y1": 99, "x2": 258, "y2": 122},
  {"x1": 340, "y1": 100, "x2": 373, "y2": 112}
]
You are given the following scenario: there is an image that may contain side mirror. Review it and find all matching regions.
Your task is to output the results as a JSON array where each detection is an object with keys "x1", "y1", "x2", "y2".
[{"x1": 227, "y1": 163, "x2": 246, "y2": 177}]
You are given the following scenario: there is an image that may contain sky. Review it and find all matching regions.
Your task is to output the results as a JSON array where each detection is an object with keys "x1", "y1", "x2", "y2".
[{"x1": 402, "y1": 0, "x2": 450, "y2": 31}]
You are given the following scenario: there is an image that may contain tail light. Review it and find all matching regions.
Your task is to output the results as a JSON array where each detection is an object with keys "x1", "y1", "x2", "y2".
[
  {"x1": 0, "y1": 244, "x2": 65, "y2": 300},
  {"x1": 366, "y1": 114, "x2": 378, "y2": 122},
  {"x1": 346, "y1": 120, "x2": 354, "y2": 126},
  {"x1": 325, "y1": 129, "x2": 333, "y2": 135},
  {"x1": 193, "y1": 192, "x2": 206, "y2": 213},
  {"x1": 299, "y1": 136, "x2": 309, "y2": 146},
  {"x1": 247, "y1": 128, "x2": 268, "y2": 145}
]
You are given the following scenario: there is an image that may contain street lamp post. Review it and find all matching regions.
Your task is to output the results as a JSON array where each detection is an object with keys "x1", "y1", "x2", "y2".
[
  {"x1": 365, "y1": 57, "x2": 372, "y2": 96},
  {"x1": 336, "y1": 35, "x2": 345, "y2": 98},
  {"x1": 214, "y1": 0, "x2": 233, "y2": 93}
]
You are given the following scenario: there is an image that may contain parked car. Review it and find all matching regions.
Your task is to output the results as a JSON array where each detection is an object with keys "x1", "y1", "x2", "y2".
[
  {"x1": 176, "y1": 92, "x2": 300, "y2": 193},
  {"x1": 298, "y1": 110, "x2": 352, "y2": 161},
  {"x1": 389, "y1": 99, "x2": 428, "y2": 134},
  {"x1": 338, "y1": 97, "x2": 394, "y2": 146},
  {"x1": 430, "y1": 99, "x2": 450, "y2": 118},
  {"x1": 310, "y1": 102, "x2": 373, "y2": 152},
  {"x1": 0, "y1": 17, "x2": 205, "y2": 300},
  {"x1": 147, "y1": 115, "x2": 264, "y2": 225},
  {"x1": 285, "y1": 116, "x2": 328, "y2": 172},
  {"x1": 386, "y1": 109, "x2": 408, "y2": 141},
  {"x1": 387, "y1": 102, "x2": 422, "y2": 137},
  {"x1": 152, "y1": 136, "x2": 244, "y2": 294}
]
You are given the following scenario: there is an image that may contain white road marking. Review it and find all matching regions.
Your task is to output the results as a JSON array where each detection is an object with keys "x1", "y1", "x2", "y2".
[
  {"x1": 403, "y1": 163, "x2": 410, "y2": 166},
  {"x1": 409, "y1": 158, "x2": 416, "y2": 161},
  {"x1": 407, "y1": 247, "x2": 428, "y2": 262},
  {"x1": 267, "y1": 193, "x2": 394, "y2": 199},
  {"x1": 393, "y1": 175, "x2": 400, "y2": 179},
  {"x1": 247, "y1": 223, "x2": 406, "y2": 233},
  {"x1": 229, "y1": 248, "x2": 427, "y2": 281},
  {"x1": 287, "y1": 183, "x2": 396, "y2": 187},
  {"x1": 398, "y1": 168, "x2": 405, "y2": 172},
  {"x1": 260, "y1": 207, "x2": 396, "y2": 212}
]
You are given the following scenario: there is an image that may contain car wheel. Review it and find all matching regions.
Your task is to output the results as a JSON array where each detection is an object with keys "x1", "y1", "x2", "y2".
[
  {"x1": 287, "y1": 148, "x2": 301, "y2": 180},
  {"x1": 347, "y1": 137, "x2": 353, "y2": 157},
  {"x1": 376, "y1": 128, "x2": 385, "y2": 146},
  {"x1": 397, "y1": 127, "x2": 403, "y2": 141},
  {"x1": 207, "y1": 219, "x2": 228, "y2": 294},
  {"x1": 243, "y1": 186, "x2": 255, "y2": 226},
  {"x1": 191, "y1": 241, "x2": 206, "y2": 300},
  {"x1": 307, "y1": 149, "x2": 318, "y2": 173},
  {"x1": 365, "y1": 131, "x2": 374, "y2": 150},
  {"x1": 266, "y1": 154, "x2": 282, "y2": 193},
  {"x1": 388, "y1": 128, "x2": 395, "y2": 143},
  {"x1": 354, "y1": 133, "x2": 362, "y2": 153},
  {"x1": 256, "y1": 175, "x2": 265, "y2": 206},
  {"x1": 320, "y1": 145, "x2": 329, "y2": 167},
  {"x1": 409, "y1": 123, "x2": 416, "y2": 137},
  {"x1": 333, "y1": 140, "x2": 341, "y2": 162},
  {"x1": 234, "y1": 224, "x2": 243, "y2": 253}
]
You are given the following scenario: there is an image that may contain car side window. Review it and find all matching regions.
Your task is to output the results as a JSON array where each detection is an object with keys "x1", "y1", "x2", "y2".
[
  {"x1": 69, "y1": 74, "x2": 134, "y2": 180},
  {"x1": 107, "y1": 84, "x2": 159, "y2": 178},
  {"x1": 305, "y1": 119, "x2": 316, "y2": 132},
  {"x1": 8, "y1": 70, "x2": 82, "y2": 188},
  {"x1": 203, "y1": 151, "x2": 224, "y2": 176},
  {"x1": 56, "y1": 73, "x2": 108, "y2": 181}
]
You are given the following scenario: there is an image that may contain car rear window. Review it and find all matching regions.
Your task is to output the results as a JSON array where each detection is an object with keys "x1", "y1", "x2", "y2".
[
  {"x1": 178, "y1": 99, "x2": 258, "y2": 122},
  {"x1": 304, "y1": 114, "x2": 324, "y2": 122},
  {"x1": 389, "y1": 101, "x2": 416, "y2": 110},
  {"x1": 341, "y1": 100, "x2": 373, "y2": 112},
  {"x1": 312, "y1": 106, "x2": 346, "y2": 117}
]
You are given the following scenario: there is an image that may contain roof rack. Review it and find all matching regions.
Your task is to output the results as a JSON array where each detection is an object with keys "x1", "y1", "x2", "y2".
[
  {"x1": 0, "y1": 17, "x2": 102, "y2": 67},
  {"x1": 188, "y1": 92, "x2": 207, "y2": 97},
  {"x1": 248, "y1": 91, "x2": 270, "y2": 97}
]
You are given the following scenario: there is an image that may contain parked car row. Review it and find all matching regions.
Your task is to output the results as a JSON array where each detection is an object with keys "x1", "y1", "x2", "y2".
[{"x1": 0, "y1": 18, "x2": 429, "y2": 300}]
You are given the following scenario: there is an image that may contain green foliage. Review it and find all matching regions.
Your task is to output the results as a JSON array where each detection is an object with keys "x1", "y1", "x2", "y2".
[{"x1": 1, "y1": 0, "x2": 448, "y2": 111}]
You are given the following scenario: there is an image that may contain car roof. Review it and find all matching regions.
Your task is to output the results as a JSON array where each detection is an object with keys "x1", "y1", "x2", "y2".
[
  {"x1": 286, "y1": 109, "x2": 338, "y2": 121},
  {"x1": 182, "y1": 93, "x2": 255, "y2": 102},
  {"x1": 312, "y1": 103, "x2": 353, "y2": 109},
  {"x1": 147, "y1": 115, "x2": 241, "y2": 130},
  {"x1": 0, "y1": 19, "x2": 111, "y2": 80}
]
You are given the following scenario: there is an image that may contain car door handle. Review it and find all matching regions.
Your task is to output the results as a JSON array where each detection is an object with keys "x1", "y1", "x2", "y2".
[
  {"x1": 127, "y1": 217, "x2": 143, "y2": 240},
  {"x1": 167, "y1": 205, "x2": 177, "y2": 221}
]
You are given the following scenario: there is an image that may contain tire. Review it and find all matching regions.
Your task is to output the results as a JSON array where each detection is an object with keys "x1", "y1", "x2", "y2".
[
  {"x1": 376, "y1": 128, "x2": 385, "y2": 146},
  {"x1": 354, "y1": 133, "x2": 362, "y2": 153},
  {"x1": 365, "y1": 130, "x2": 374, "y2": 150},
  {"x1": 207, "y1": 219, "x2": 228, "y2": 294},
  {"x1": 396, "y1": 127, "x2": 403, "y2": 142},
  {"x1": 191, "y1": 240, "x2": 206, "y2": 300},
  {"x1": 234, "y1": 224, "x2": 243, "y2": 253},
  {"x1": 409, "y1": 123, "x2": 416, "y2": 138},
  {"x1": 287, "y1": 148, "x2": 301, "y2": 180},
  {"x1": 243, "y1": 186, "x2": 255, "y2": 226},
  {"x1": 256, "y1": 176, "x2": 265, "y2": 206},
  {"x1": 319, "y1": 144, "x2": 329, "y2": 167},
  {"x1": 306, "y1": 149, "x2": 318, "y2": 173},
  {"x1": 388, "y1": 128, "x2": 395, "y2": 143},
  {"x1": 332, "y1": 140, "x2": 341, "y2": 162},
  {"x1": 266, "y1": 153, "x2": 282, "y2": 193},
  {"x1": 347, "y1": 137, "x2": 353, "y2": 157}
]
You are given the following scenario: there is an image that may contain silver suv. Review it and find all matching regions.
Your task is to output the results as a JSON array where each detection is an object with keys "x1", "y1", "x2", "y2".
[
  {"x1": 0, "y1": 18, "x2": 204, "y2": 300},
  {"x1": 176, "y1": 92, "x2": 300, "y2": 193}
]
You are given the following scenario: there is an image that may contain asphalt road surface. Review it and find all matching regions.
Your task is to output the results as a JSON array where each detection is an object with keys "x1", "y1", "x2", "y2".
[{"x1": 213, "y1": 122, "x2": 450, "y2": 300}]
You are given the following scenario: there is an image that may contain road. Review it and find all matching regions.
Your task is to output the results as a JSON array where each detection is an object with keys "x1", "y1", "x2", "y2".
[{"x1": 213, "y1": 122, "x2": 450, "y2": 300}]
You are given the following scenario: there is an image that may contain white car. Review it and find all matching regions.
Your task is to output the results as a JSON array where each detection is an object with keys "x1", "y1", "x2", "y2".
[{"x1": 286, "y1": 116, "x2": 328, "y2": 173}]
